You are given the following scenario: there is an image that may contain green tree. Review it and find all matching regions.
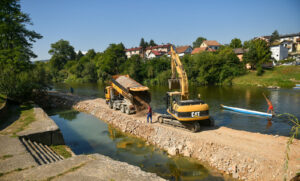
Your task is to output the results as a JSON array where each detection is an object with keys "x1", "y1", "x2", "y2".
[
  {"x1": 192, "y1": 37, "x2": 206, "y2": 48},
  {"x1": 229, "y1": 38, "x2": 242, "y2": 48},
  {"x1": 270, "y1": 30, "x2": 279, "y2": 44},
  {"x1": 86, "y1": 49, "x2": 96, "y2": 59},
  {"x1": 243, "y1": 40, "x2": 251, "y2": 49},
  {"x1": 243, "y1": 39, "x2": 271, "y2": 70},
  {"x1": 0, "y1": 0, "x2": 42, "y2": 65},
  {"x1": 139, "y1": 38, "x2": 146, "y2": 49},
  {"x1": 48, "y1": 39, "x2": 76, "y2": 71},
  {"x1": 0, "y1": 0, "x2": 48, "y2": 102},
  {"x1": 76, "y1": 50, "x2": 84, "y2": 60},
  {"x1": 149, "y1": 39, "x2": 157, "y2": 46}
]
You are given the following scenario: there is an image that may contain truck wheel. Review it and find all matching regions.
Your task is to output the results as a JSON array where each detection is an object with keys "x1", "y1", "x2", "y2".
[
  {"x1": 113, "y1": 102, "x2": 118, "y2": 110},
  {"x1": 121, "y1": 105, "x2": 125, "y2": 113},
  {"x1": 109, "y1": 101, "x2": 113, "y2": 109},
  {"x1": 125, "y1": 106, "x2": 130, "y2": 115}
]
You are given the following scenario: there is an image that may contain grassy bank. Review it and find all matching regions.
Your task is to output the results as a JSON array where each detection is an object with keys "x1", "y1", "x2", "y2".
[
  {"x1": 50, "y1": 145, "x2": 72, "y2": 159},
  {"x1": 0, "y1": 104, "x2": 36, "y2": 136},
  {"x1": 232, "y1": 66, "x2": 300, "y2": 88}
]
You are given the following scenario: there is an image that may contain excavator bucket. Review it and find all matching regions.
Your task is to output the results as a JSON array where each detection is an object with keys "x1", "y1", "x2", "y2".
[{"x1": 168, "y1": 78, "x2": 180, "y2": 90}]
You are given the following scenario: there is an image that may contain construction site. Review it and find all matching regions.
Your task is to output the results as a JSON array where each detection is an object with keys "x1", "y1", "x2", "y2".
[{"x1": 1, "y1": 46, "x2": 299, "y2": 181}]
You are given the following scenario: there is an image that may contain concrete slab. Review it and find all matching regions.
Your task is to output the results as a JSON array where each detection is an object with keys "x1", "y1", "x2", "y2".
[
  {"x1": 1, "y1": 154, "x2": 164, "y2": 181},
  {"x1": 0, "y1": 135, "x2": 38, "y2": 173}
]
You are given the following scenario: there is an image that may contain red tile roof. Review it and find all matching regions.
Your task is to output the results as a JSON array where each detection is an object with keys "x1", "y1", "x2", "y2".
[
  {"x1": 151, "y1": 50, "x2": 162, "y2": 56},
  {"x1": 191, "y1": 47, "x2": 206, "y2": 54},
  {"x1": 191, "y1": 47, "x2": 215, "y2": 55},
  {"x1": 175, "y1": 46, "x2": 191, "y2": 53},
  {"x1": 125, "y1": 47, "x2": 142, "y2": 52},
  {"x1": 202, "y1": 40, "x2": 220, "y2": 46},
  {"x1": 146, "y1": 44, "x2": 171, "y2": 50}
]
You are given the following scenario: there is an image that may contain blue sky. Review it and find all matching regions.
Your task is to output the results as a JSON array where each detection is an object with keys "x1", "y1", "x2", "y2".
[{"x1": 21, "y1": 0, "x2": 300, "y2": 61}]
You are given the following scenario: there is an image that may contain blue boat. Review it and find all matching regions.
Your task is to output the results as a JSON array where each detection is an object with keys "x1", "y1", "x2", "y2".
[
  {"x1": 296, "y1": 84, "x2": 300, "y2": 87},
  {"x1": 221, "y1": 104, "x2": 273, "y2": 117}
]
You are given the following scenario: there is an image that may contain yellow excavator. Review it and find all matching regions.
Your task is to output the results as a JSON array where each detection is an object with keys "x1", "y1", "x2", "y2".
[{"x1": 157, "y1": 46, "x2": 213, "y2": 132}]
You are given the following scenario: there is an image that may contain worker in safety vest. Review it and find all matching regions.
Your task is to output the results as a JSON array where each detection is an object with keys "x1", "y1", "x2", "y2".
[{"x1": 263, "y1": 93, "x2": 274, "y2": 115}]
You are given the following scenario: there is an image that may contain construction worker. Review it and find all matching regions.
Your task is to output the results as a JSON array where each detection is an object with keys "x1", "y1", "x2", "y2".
[
  {"x1": 147, "y1": 104, "x2": 152, "y2": 123},
  {"x1": 263, "y1": 93, "x2": 274, "y2": 115}
]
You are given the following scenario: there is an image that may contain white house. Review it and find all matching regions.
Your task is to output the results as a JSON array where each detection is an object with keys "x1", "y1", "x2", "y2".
[
  {"x1": 270, "y1": 44, "x2": 288, "y2": 61},
  {"x1": 147, "y1": 50, "x2": 163, "y2": 59},
  {"x1": 200, "y1": 40, "x2": 221, "y2": 50},
  {"x1": 125, "y1": 47, "x2": 143, "y2": 58}
]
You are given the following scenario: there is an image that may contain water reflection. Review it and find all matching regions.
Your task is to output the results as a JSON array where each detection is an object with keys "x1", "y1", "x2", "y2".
[{"x1": 48, "y1": 109, "x2": 230, "y2": 181}]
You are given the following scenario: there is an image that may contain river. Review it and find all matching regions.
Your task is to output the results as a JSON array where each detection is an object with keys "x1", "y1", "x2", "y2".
[
  {"x1": 53, "y1": 83, "x2": 300, "y2": 137},
  {"x1": 47, "y1": 108, "x2": 232, "y2": 180}
]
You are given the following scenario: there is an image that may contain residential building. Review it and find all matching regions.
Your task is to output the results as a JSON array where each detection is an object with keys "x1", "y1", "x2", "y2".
[
  {"x1": 168, "y1": 46, "x2": 193, "y2": 57},
  {"x1": 125, "y1": 47, "x2": 143, "y2": 58},
  {"x1": 233, "y1": 48, "x2": 248, "y2": 61},
  {"x1": 281, "y1": 40, "x2": 294, "y2": 53},
  {"x1": 279, "y1": 32, "x2": 300, "y2": 43},
  {"x1": 270, "y1": 44, "x2": 288, "y2": 61},
  {"x1": 191, "y1": 47, "x2": 215, "y2": 55},
  {"x1": 145, "y1": 44, "x2": 171, "y2": 55},
  {"x1": 175, "y1": 46, "x2": 193, "y2": 56},
  {"x1": 200, "y1": 40, "x2": 221, "y2": 50},
  {"x1": 147, "y1": 50, "x2": 163, "y2": 59},
  {"x1": 233, "y1": 48, "x2": 251, "y2": 69}
]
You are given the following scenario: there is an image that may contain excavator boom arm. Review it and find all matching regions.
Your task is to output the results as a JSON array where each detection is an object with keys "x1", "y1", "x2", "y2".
[{"x1": 169, "y1": 46, "x2": 189, "y2": 100}]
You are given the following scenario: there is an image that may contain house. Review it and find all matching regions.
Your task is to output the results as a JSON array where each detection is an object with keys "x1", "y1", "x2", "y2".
[
  {"x1": 147, "y1": 50, "x2": 163, "y2": 59},
  {"x1": 191, "y1": 47, "x2": 215, "y2": 55},
  {"x1": 168, "y1": 46, "x2": 193, "y2": 57},
  {"x1": 145, "y1": 44, "x2": 171, "y2": 56},
  {"x1": 254, "y1": 36, "x2": 271, "y2": 43},
  {"x1": 175, "y1": 46, "x2": 193, "y2": 56},
  {"x1": 270, "y1": 44, "x2": 288, "y2": 61},
  {"x1": 281, "y1": 40, "x2": 294, "y2": 53},
  {"x1": 233, "y1": 48, "x2": 248, "y2": 61},
  {"x1": 125, "y1": 47, "x2": 143, "y2": 58},
  {"x1": 200, "y1": 40, "x2": 221, "y2": 50},
  {"x1": 279, "y1": 32, "x2": 300, "y2": 43},
  {"x1": 234, "y1": 48, "x2": 251, "y2": 69}
]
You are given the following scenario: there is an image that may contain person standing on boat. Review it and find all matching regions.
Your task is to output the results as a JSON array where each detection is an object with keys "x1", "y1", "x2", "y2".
[{"x1": 263, "y1": 93, "x2": 274, "y2": 115}]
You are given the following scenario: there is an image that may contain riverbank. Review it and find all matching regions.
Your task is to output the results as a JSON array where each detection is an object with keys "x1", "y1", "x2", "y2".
[
  {"x1": 232, "y1": 66, "x2": 300, "y2": 88},
  {"x1": 41, "y1": 91, "x2": 300, "y2": 181},
  {"x1": 0, "y1": 102, "x2": 164, "y2": 180}
]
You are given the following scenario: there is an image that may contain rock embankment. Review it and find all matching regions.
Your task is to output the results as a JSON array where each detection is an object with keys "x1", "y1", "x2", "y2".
[{"x1": 42, "y1": 92, "x2": 300, "y2": 181}]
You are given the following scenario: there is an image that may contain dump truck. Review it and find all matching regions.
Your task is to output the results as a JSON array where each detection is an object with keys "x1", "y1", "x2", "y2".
[{"x1": 105, "y1": 75, "x2": 151, "y2": 114}]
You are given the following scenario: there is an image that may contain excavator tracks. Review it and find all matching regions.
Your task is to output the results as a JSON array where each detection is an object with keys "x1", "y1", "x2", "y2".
[{"x1": 157, "y1": 114, "x2": 201, "y2": 132}]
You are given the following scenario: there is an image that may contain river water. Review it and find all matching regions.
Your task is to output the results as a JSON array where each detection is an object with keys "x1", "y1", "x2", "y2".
[
  {"x1": 47, "y1": 109, "x2": 231, "y2": 180},
  {"x1": 53, "y1": 83, "x2": 300, "y2": 137}
]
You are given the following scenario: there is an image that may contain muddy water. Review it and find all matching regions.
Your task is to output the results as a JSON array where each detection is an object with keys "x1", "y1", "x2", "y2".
[
  {"x1": 53, "y1": 83, "x2": 300, "y2": 137},
  {"x1": 47, "y1": 109, "x2": 232, "y2": 181}
]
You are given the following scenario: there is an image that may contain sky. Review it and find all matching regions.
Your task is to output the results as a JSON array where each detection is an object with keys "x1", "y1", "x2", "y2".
[{"x1": 20, "y1": 0, "x2": 300, "y2": 61}]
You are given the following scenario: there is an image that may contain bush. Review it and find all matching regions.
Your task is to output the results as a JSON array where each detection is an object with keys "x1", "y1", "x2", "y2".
[
  {"x1": 0, "y1": 64, "x2": 49, "y2": 103},
  {"x1": 256, "y1": 65, "x2": 264, "y2": 76}
]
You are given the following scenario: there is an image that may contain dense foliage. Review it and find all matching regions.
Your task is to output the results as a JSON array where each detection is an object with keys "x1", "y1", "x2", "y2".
[
  {"x1": 41, "y1": 39, "x2": 246, "y2": 86},
  {"x1": 243, "y1": 39, "x2": 271, "y2": 69},
  {"x1": 0, "y1": 0, "x2": 49, "y2": 102}
]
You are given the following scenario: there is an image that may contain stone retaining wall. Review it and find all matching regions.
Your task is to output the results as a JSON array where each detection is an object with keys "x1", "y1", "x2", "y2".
[{"x1": 18, "y1": 106, "x2": 65, "y2": 146}]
